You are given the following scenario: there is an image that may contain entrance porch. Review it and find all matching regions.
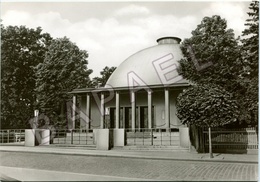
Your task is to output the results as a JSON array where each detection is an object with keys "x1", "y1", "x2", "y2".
[{"x1": 68, "y1": 84, "x2": 190, "y2": 150}]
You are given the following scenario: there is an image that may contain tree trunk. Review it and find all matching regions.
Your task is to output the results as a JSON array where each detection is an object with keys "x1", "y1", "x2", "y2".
[{"x1": 208, "y1": 127, "x2": 214, "y2": 158}]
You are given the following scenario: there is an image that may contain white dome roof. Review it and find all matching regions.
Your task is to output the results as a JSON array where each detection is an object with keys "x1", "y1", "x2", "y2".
[{"x1": 105, "y1": 37, "x2": 188, "y2": 88}]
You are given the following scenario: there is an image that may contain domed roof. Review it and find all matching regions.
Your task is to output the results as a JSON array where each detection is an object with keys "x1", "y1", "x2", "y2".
[{"x1": 105, "y1": 37, "x2": 188, "y2": 88}]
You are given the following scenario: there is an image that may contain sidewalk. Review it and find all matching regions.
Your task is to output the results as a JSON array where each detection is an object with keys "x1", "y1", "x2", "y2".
[
  {"x1": 0, "y1": 145, "x2": 258, "y2": 164},
  {"x1": 0, "y1": 166, "x2": 152, "y2": 181}
]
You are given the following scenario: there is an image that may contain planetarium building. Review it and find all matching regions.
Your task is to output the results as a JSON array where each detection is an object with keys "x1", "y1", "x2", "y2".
[{"x1": 70, "y1": 37, "x2": 190, "y2": 148}]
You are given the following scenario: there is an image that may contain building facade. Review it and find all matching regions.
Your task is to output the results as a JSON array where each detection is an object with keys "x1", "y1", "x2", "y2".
[{"x1": 69, "y1": 37, "x2": 190, "y2": 132}]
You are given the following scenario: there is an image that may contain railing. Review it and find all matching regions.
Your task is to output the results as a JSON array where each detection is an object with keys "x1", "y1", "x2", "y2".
[
  {"x1": 203, "y1": 127, "x2": 258, "y2": 151},
  {"x1": 52, "y1": 129, "x2": 95, "y2": 146},
  {"x1": 0, "y1": 129, "x2": 25, "y2": 145},
  {"x1": 125, "y1": 128, "x2": 180, "y2": 146}
]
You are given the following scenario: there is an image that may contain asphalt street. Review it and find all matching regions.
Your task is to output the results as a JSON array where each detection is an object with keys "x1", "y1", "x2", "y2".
[{"x1": 0, "y1": 151, "x2": 258, "y2": 181}]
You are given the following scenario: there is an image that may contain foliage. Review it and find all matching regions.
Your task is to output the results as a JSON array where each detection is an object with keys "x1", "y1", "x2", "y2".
[
  {"x1": 178, "y1": 15, "x2": 242, "y2": 94},
  {"x1": 35, "y1": 37, "x2": 92, "y2": 126},
  {"x1": 91, "y1": 66, "x2": 116, "y2": 87},
  {"x1": 238, "y1": 1, "x2": 259, "y2": 124},
  {"x1": 177, "y1": 84, "x2": 239, "y2": 127},
  {"x1": 1, "y1": 25, "x2": 52, "y2": 129},
  {"x1": 176, "y1": 15, "x2": 257, "y2": 125}
]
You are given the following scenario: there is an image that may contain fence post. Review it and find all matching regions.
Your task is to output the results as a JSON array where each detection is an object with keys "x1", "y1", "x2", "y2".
[
  {"x1": 71, "y1": 130, "x2": 73, "y2": 144},
  {"x1": 151, "y1": 129, "x2": 153, "y2": 146},
  {"x1": 143, "y1": 129, "x2": 144, "y2": 145},
  {"x1": 170, "y1": 129, "x2": 171, "y2": 146},
  {"x1": 208, "y1": 127, "x2": 213, "y2": 158},
  {"x1": 19, "y1": 130, "x2": 22, "y2": 142},
  {"x1": 86, "y1": 129, "x2": 87, "y2": 145},
  {"x1": 64, "y1": 130, "x2": 66, "y2": 144},
  {"x1": 161, "y1": 129, "x2": 162, "y2": 145},
  {"x1": 7, "y1": 130, "x2": 10, "y2": 143},
  {"x1": 58, "y1": 130, "x2": 59, "y2": 144},
  {"x1": 134, "y1": 131, "x2": 136, "y2": 145},
  {"x1": 79, "y1": 130, "x2": 81, "y2": 144}
]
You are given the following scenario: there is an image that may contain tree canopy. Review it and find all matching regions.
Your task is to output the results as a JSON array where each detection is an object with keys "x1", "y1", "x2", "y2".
[
  {"x1": 178, "y1": 15, "x2": 242, "y2": 94},
  {"x1": 1, "y1": 25, "x2": 53, "y2": 129},
  {"x1": 238, "y1": 1, "x2": 259, "y2": 124},
  {"x1": 177, "y1": 11, "x2": 258, "y2": 126},
  {"x1": 91, "y1": 66, "x2": 116, "y2": 87},
  {"x1": 177, "y1": 84, "x2": 239, "y2": 127},
  {"x1": 35, "y1": 37, "x2": 93, "y2": 126}
]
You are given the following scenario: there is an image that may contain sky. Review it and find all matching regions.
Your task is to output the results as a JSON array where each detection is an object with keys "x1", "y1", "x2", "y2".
[{"x1": 1, "y1": 1, "x2": 251, "y2": 78}]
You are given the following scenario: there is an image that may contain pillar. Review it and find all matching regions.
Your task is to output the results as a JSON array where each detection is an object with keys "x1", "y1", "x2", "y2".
[
  {"x1": 72, "y1": 95, "x2": 76, "y2": 130},
  {"x1": 131, "y1": 91, "x2": 136, "y2": 131},
  {"x1": 138, "y1": 107, "x2": 141, "y2": 131},
  {"x1": 122, "y1": 107, "x2": 126, "y2": 129},
  {"x1": 115, "y1": 91, "x2": 120, "y2": 129},
  {"x1": 165, "y1": 88, "x2": 170, "y2": 129},
  {"x1": 148, "y1": 90, "x2": 152, "y2": 129},
  {"x1": 100, "y1": 93, "x2": 105, "y2": 129},
  {"x1": 86, "y1": 94, "x2": 90, "y2": 129}
]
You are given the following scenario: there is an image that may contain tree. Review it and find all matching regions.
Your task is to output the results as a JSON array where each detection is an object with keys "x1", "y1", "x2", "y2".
[
  {"x1": 177, "y1": 15, "x2": 248, "y2": 123},
  {"x1": 178, "y1": 15, "x2": 242, "y2": 94},
  {"x1": 35, "y1": 37, "x2": 92, "y2": 127},
  {"x1": 176, "y1": 15, "x2": 242, "y2": 157},
  {"x1": 91, "y1": 66, "x2": 116, "y2": 87},
  {"x1": 177, "y1": 84, "x2": 239, "y2": 158},
  {"x1": 239, "y1": 1, "x2": 259, "y2": 124},
  {"x1": 1, "y1": 25, "x2": 52, "y2": 129}
]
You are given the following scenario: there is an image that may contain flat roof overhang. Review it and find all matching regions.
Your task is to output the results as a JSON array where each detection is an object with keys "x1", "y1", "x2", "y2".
[{"x1": 68, "y1": 82, "x2": 191, "y2": 95}]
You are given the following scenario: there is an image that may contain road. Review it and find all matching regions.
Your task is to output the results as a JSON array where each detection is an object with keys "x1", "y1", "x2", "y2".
[{"x1": 0, "y1": 151, "x2": 258, "y2": 181}]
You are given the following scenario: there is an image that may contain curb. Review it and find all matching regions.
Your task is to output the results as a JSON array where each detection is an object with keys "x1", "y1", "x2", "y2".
[{"x1": 0, "y1": 149, "x2": 257, "y2": 164}]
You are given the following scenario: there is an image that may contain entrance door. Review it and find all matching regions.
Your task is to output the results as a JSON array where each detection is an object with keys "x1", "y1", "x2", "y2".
[
  {"x1": 109, "y1": 108, "x2": 115, "y2": 128},
  {"x1": 109, "y1": 107, "x2": 123, "y2": 128},
  {"x1": 140, "y1": 106, "x2": 154, "y2": 130},
  {"x1": 125, "y1": 107, "x2": 131, "y2": 129},
  {"x1": 140, "y1": 107, "x2": 148, "y2": 129},
  {"x1": 109, "y1": 106, "x2": 153, "y2": 129}
]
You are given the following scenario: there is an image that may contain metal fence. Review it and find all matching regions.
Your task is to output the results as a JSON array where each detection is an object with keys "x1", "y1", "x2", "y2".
[
  {"x1": 52, "y1": 129, "x2": 95, "y2": 146},
  {"x1": 203, "y1": 127, "x2": 258, "y2": 151},
  {"x1": 0, "y1": 129, "x2": 25, "y2": 144},
  {"x1": 126, "y1": 128, "x2": 180, "y2": 146}
]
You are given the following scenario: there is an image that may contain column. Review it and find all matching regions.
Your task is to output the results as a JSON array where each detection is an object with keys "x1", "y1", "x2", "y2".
[
  {"x1": 86, "y1": 94, "x2": 90, "y2": 129},
  {"x1": 100, "y1": 93, "x2": 105, "y2": 129},
  {"x1": 148, "y1": 90, "x2": 152, "y2": 129},
  {"x1": 72, "y1": 95, "x2": 76, "y2": 130},
  {"x1": 131, "y1": 91, "x2": 136, "y2": 131},
  {"x1": 165, "y1": 88, "x2": 170, "y2": 129},
  {"x1": 122, "y1": 107, "x2": 126, "y2": 129},
  {"x1": 115, "y1": 91, "x2": 120, "y2": 129},
  {"x1": 80, "y1": 95, "x2": 86, "y2": 131}
]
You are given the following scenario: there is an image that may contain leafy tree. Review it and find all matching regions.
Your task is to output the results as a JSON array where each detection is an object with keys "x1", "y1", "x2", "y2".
[
  {"x1": 177, "y1": 15, "x2": 248, "y2": 123},
  {"x1": 1, "y1": 25, "x2": 52, "y2": 129},
  {"x1": 178, "y1": 15, "x2": 242, "y2": 94},
  {"x1": 35, "y1": 37, "x2": 92, "y2": 127},
  {"x1": 177, "y1": 84, "x2": 239, "y2": 157},
  {"x1": 239, "y1": 1, "x2": 259, "y2": 124},
  {"x1": 91, "y1": 66, "x2": 116, "y2": 87},
  {"x1": 176, "y1": 15, "x2": 243, "y2": 157}
]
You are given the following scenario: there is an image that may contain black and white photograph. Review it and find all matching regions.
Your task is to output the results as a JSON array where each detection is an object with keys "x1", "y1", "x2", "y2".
[{"x1": 0, "y1": 0, "x2": 258, "y2": 181}]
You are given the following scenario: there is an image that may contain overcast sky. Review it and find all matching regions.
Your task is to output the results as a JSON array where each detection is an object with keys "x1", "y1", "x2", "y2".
[{"x1": 1, "y1": 1, "x2": 251, "y2": 78}]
